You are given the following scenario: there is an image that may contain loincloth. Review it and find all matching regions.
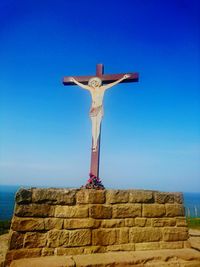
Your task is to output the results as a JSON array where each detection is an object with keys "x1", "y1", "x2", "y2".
[{"x1": 89, "y1": 105, "x2": 104, "y2": 117}]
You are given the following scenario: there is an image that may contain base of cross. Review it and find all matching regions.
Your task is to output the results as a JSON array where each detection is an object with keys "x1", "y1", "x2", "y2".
[{"x1": 81, "y1": 173, "x2": 105, "y2": 190}]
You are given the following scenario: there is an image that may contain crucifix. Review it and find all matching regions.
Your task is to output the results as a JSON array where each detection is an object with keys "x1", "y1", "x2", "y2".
[{"x1": 63, "y1": 64, "x2": 139, "y2": 189}]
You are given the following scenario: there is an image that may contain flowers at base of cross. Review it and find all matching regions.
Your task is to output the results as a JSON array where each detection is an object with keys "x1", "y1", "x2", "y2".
[{"x1": 81, "y1": 173, "x2": 105, "y2": 190}]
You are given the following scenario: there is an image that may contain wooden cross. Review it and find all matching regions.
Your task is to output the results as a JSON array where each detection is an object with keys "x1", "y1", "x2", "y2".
[{"x1": 63, "y1": 64, "x2": 139, "y2": 186}]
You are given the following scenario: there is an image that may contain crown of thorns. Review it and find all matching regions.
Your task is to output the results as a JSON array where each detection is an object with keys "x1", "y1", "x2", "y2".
[{"x1": 88, "y1": 77, "x2": 102, "y2": 86}]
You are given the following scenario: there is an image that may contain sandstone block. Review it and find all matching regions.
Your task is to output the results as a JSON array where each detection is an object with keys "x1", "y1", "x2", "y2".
[
  {"x1": 56, "y1": 247, "x2": 84, "y2": 256},
  {"x1": 92, "y1": 229, "x2": 120, "y2": 246},
  {"x1": 119, "y1": 228, "x2": 129, "y2": 244},
  {"x1": 8, "y1": 231, "x2": 24, "y2": 249},
  {"x1": 32, "y1": 188, "x2": 77, "y2": 205},
  {"x1": 163, "y1": 227, "x2": 189, "y2": 241},
  {"x1": 143, "y1": 204, "x2": 165, "y2": 217},
  {"x1": 129, "y1": 227, "x2": 162, "y2": 243},
  {"x1": 41, "y1": 248, "x2": 55, "y2": 256},
  {"x1": 76, "y1": 190, "x2": 105, "y2": 204},
  {"x1": 129, "y1": 190, "x2": 153, "y2": 203},
  {"x1": 6, "y1": 248, "x2": 41, "y2": 263},
  {"x1": 106, "y1": 190, "x2": 129, "y2": 204},
  {"x1": 112, "y1": 204, "x2": 141, "y2": 218},
  {"x1": 55, "y1": 205, "x2": 88, "y2": 218},
  {"x1": 107, "y1": 243, "x2": 135, "y2": 252},
  {"x1": 24, "y1": 232, "x2": 47, "y2": 248},
  {"x1": 64, "y1": 218, "x2": 100, "y2": 229},
  {"x1": 101, "y1": 219, "x2": 124, "y2": 228},
  {"x1": 44, "y1": 218, "x2": 63, "y2": 230},
  {"x1": 15, "y1": 204, "x2": 55, "y2": 217},
  {"x1": 84, "y1": 246, "x2": 105, "y2": 254},
  {"x1": 11, "y1": 217, "x2": 45, "y2": 231},
  {"x1": 154, "y1": 192, "x2": 175, "y2": 203},
  {"x1": 125, "y1": 218, "x2": 135, "y2": 227},
  {"x1": 68, "y1": 229, "x2": 91, "y2": 246},
  {"x1": 151, "y1": 218, "x2": 176, "y2": 227},
  {"x1": 165, "y1": 204, "x2": 185, "y2": 217},
  {"x1": 135, "y1": 218, "x2": 147, "y2": 227},
  {"x1": 15, "y1": 188, "x2": 32, "y2": 204},
  {"x1": 135, "y1": 242, "x2": 160, "y2": 251},
  {"x1": 160, "y1": 241, "x2": 184, "y2": 249},
  {"x1": 176, "y1": 217, "x2": 188, "y2": 227},
  {"x1": 47, "y1": 230, "x2": 69, "y2": 248},
  {"x1": 89, "y1": 205, "x2": 112, "y2": 219}
]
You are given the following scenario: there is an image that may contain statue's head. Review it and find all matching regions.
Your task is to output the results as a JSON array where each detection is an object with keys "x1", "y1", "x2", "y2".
[{"x1": 88, "y1": 77, "x2": 102, "y2": 88}]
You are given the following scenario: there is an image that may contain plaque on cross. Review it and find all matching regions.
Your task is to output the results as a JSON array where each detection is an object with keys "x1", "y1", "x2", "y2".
[{"x1": 63, "y1": 64, "x2": 139, "y2": 189}]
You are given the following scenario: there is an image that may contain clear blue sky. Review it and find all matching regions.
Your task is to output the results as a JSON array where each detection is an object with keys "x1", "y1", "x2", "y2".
[{"x1": 0, "y1": 0, "x2": 199, "y2": 192}]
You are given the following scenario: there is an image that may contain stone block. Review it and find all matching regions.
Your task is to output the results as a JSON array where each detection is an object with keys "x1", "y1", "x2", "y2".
[
  {"x1": 55, "y1": 205, "x2": 88, "y2": 218},
  {"x1": 92, "y1": 229, "x2": 120, "y2": 246},
  {"x1": 106, "y1": 190, "x2": 129, "y2": 204},
  {"x1": 154, "y1": 192, "x2": 175, "y2": 204},
  {"x1": 119, "y1": 228, "x2": 129, "y2": 244},
  {"x1": 68, "y1": 229, "x2": 91, "y2": 246},
  {"x1": 163, "y1": 227, "x2": 189, "y2": 241},
  {"x1": 151, "y1": 218, "x2": 176, "y2": 227},
  {"x1": 84, "y1": 246, "x2": 105, "y2": 254},
  {"x1": 165, "y1": 204, "x2": 185, "y2": 217},
  {"x1": 143, "y1": 204, "x2": 165, "y2": 217},
  {"x1": 135, "y1": 242, "x2": 160, "y2": 251},
  {"x1": 6, "y1": 248, "x2": 41, "y2": 263},
  {"x1": 47, "y1": 230, "x2": 69, "y2": 248},
  {"x1": 112, "y1": 204, "x2": 141, "y2": 218},
  {"x1": 15, "y1": 188, "x2": 32, "y2": 204},
  {"x1": 160, "y1": 241, "x2": 184, "y2": 249},
  {"x1": 125, "y1": 218, "x2": 135, "y2": 227},
  {"x1": 101, "y1": 219, "x2": 124, "y2": 228},
  {"x1": 24, "y1": 232, "x2": 47, "y2": 248},
  {"x1": 11, "y1": 217, "x2": 45, "y2": 231},
  {"x1": 129, "y1": 190, "x2": 153, "y2": 203},
  {"x1": 56, "y1": 247, "x2": 84, "y2": 256},
  {"x1": 15, "y1": 204, "x2": 55, "y2": 217},
  {"x1": 106, "y1": 243, "x2": 135, "y2": 252},
  {"x1": 89, "y1": 205, "x2": 112, "y2": 219},
  {"x1": 32, "y1": 188, "x2": 77, "y2": 205},
  {"x1": 41, "y1": 248, "x2": 55, "y2": 256},
  {"x1": 76, "y1": 190, "x2": 105, "y2": 204},
  {"x1": 176, "y1": 217, "x2": 188, "y2": 227},
  {"x1": 44, "y1": 218, "x2": 63, "y2": 230},
  {"x1": 64, "y1": 218, "x2": 100, "y2": 229},
  {"x1": 8, "y1": 231, "x2": 24, "y2": 249},
  {"x1": 135, "y1": 218, "x2": 147, "y2": 227},
  {"x1": 129, "y1": 227, "x2": 162, "y2": 243}
]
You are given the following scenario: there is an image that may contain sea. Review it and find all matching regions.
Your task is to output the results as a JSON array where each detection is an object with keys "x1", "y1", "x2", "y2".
[{"x1": 0, "y1": 185, "x2": 200, "y2": 220}]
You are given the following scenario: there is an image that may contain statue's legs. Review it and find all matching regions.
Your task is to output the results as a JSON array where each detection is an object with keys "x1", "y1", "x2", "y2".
[{"x1": 91, "y1": 111, "x2": 103, "y2": 151}]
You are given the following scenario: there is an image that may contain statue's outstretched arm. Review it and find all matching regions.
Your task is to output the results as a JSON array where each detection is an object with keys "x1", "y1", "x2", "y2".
[
  {"x1": 70, "y1": 77, "x2": 91, "y2": 90},
  {"x1": 102, "y1": 74, "x2": 131, "y2": 90}
]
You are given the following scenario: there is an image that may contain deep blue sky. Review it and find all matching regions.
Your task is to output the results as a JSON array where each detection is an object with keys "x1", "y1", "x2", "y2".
[{"x1": 0, "y1": 0, "x2": 199, "y2": 192}]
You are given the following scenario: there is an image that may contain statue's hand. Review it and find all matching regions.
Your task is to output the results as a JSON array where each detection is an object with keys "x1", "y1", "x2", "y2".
[{"x1": 123, "y1": 74, "x2": 131, "y2": 79}]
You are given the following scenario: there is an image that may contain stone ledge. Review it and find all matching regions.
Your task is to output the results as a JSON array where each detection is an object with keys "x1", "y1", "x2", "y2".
[{"x1": 9, "y1": 249, "x2": 200, "y2": 267}]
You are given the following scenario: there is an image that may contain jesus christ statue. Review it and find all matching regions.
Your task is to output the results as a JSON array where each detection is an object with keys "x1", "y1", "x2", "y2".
[{"x1": 70, "y1": 74, "x2": 130, "y2": 151}]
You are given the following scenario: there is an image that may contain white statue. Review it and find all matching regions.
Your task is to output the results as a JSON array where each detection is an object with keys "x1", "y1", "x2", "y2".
[{"x1": 70, "y1": 74, "x2": 130, "y2": 151}]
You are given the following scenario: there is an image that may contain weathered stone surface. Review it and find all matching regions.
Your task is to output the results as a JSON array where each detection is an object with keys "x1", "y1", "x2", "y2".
[
  {"x1": 112, "y1": 204, "x2": 141, "y2": 218},
  {"x1": 92, "y1": 229, "x2": 120, "y2": 245},
  {"x1": 176, "y1": 217, "x2": 188, "y2": 227},
  {"x1": 8, "y1": 231, "x2": 24, "y2": 249},
  {"x1": 89, "y1": 205, "x2": 112, "y2": 219},
  {"x1": 135, "y1": 218, "x2": 147, "y2": 227},
  {"x1": 15, "y1": 188, "x2": 32, "y2": 204},
  {"x1": 41, "y1": 248, "x2": 55, "y2": 256},
  {"x1": 76, "y1": 190, "x2": 105, "y2": 204},
  {"x1": 125, "y1": 218, "x2": 135, "y2": 227},
  {"x1": 163, "y1": 227, "x2": 189, "y2": 241},
  {"x1": 135, "y1": 242, "x2": 160, "y2": 251},
  {"x1": 6, "y1": 248, "x2": 41, "y2": 264},
  {"x1": 64, "y1": 218, "x2": 99, "y2": 229},
  {"x1": 154, "y1": 192, "x2": 175, "y2": 203},
  {"x1": 129, "y1": 190, "x2": 153, "y2": 203},
  {"x1": 47, "y1": 230, "x2": 69, "y2": 248},
  {"x1": 107, "y1": 243, "x2": 135, "y2": 252},
  {"x1": 106, "y1": 190, "x2": 129, "y2": 204},
  {"x1": 101, "y1": 219, "x2": 124, "y2": 228},
  {"x1": 15, "y1": 204, "x2": 55, "y2": 217},
  {"x1": 11, "y1": 217, "x2": 45, "y2": 231},
  {"x1": 160, "y1": 241, "x2": 184, "y2": 249},
  {"x1": 55, "y1": 205, "x2": 88, "y2": 218},
  {"x1": 44, "y1": 218, "x2": 63, "y2": 230},
  {"x1": 84, "y1": 246, "x2": 105, "y2": 254},
  {"x1": 24, "y1": 232, "x2": 47, "y2": 248},
  {"x1": 32, "y1": 188, "x2": 77, "y2": 205},
  {"x1": 68, "y1": 229, "x2": 91, "y2": 246},
  {"x1": 119, "y1": 228, "x2": 129, "y2": 244},
  {"x1": 166, "y1": 204, "x2": 185, "y2": 217},
  {"x1": 143, "y1": 204, "x2": 166, "y2": 217},
  {"x1": 56, "y1": 247, "x2": 84, "y2": 256},
  {"x1": 152, "y1": 218, "x2": 176, "y2": 227},
  {"x1": 129, "y1": 227, "x2": 162, "y2": 243}
]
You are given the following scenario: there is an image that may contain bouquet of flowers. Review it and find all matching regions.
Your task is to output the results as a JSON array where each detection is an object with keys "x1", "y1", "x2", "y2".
[{"x1": 81, "y1": 173, "x2": 105, "y2": 190}]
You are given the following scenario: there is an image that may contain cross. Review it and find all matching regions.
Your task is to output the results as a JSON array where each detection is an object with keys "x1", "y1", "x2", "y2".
[{"x1": 63, "y1": 64, "x2": 139, "y2": 188}]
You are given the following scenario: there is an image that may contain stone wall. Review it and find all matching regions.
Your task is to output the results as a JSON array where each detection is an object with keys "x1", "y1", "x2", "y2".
[{"x1": 5, "y1": 188, "x2": 189, "y2": 265}]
